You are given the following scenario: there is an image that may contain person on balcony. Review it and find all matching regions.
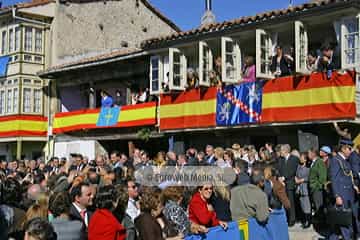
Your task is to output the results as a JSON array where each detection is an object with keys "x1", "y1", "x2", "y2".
[
  {"x1": 270, "y1": 45, "x2": 292, "y2": 78},
  {"x1": 307, "y1": 50, "x2": 320, "y2": 73},
  {"x1": 186, "y1": 68, "x2": 199, "y2": 89},
  {"x1": 100, "y1": 90, "x2": 113, "y2": 108},
  {"x1": 239, "y1": 56, "x2": 256, "y2": 84},
  {"x1": 114, "y1": 90, "x2": 123, "y2": 107},
  {"x1": 318, "y1": 42, "x2": 340, "y2": 79}
]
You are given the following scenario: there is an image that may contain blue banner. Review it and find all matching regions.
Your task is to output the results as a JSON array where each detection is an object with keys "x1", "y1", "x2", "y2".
[
  {"x1": 248, "y1": 208, "x2": 289, "y2": 240},
  {"x1": 216, "y1": 82, "x2": 262, "y2": 126},
  {"x1": 96, "y1": 106, "x2": 120, "y2": 127},
  {"x1": 185, "y1": 221, "x2": 241, "y2": 240},
  {"x1": 0, "y1": 56, "x2": 10, "y2": 77}
]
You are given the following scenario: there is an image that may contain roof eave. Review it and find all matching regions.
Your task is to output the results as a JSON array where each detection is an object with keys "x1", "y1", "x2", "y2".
[
  {"x1": 142, "y1": 0, "x2": 360, "y2": 50},
  {"x1": 38, "y1": 50, "x2": 148, "y2": 78}
]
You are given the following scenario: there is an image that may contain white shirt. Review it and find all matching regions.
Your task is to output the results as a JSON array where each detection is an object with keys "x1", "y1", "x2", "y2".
[
  {"x1": 72, "y1": 203, "x2": 88, "y2": 227},
  {"x1": 126, "y1": 198, "x2": 140, "y2": 222}
]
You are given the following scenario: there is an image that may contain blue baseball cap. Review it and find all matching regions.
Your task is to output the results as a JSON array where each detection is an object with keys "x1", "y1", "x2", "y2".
[{"x1": 320, "y1": 146, "x2": 332, "y2": 154}]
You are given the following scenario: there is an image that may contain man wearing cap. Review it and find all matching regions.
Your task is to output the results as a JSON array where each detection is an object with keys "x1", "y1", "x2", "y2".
[
  {"x1": 329, "y1": 139, "x2": 359, "y2": 240},
  {"x1": 308, "y1": 148, "x2": 327, "y2": 213},
  {"x1": 320, "y1": 146, "x2": 332, "y2": 168}
]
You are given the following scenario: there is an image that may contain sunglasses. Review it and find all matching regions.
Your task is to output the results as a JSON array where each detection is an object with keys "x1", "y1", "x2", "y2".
[
  {"x1": 202, "y1": 187, "x2": 213, "y2": 191},
  {"x1": 128, "y1": 185, "x2": 137, "y2": 189}
]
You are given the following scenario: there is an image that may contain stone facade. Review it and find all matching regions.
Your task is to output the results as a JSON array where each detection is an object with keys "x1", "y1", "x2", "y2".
[{"x1": 51, "y1": 0, "x2": 178, "y2": 65}]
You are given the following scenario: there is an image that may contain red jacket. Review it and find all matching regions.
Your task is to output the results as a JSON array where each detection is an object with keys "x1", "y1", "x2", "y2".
[
  {"x1": 188, "y1": 192, "x2": 219, "y2": 227},
  {"x1": 88, "y1": 209, "x2": 126, "y2": 240}
]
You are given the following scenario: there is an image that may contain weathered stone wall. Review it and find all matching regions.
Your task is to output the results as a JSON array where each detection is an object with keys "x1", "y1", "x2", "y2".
[{"x1": 51, "y1": 0, "x2": 177, "y2": 65}]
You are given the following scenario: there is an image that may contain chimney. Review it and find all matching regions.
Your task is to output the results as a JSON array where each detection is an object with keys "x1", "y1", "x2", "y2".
[{"x1": 201, "y1": 0, "x2": 216, "y2": 27}]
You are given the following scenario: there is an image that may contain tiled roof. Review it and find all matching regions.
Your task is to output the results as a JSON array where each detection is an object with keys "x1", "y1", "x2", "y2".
[
  {"x1": 39, "y1": 48, "x2": 143, "y2": 76},
  {"x1": 58, "y1": 0, "x2": 181, "y2": 32},
  {"x1": 142, "y1": 0, "x2": 357, "y2": 48},
  {"x1": 0, "y1": 0, "x2": 54, "y2": 11}
]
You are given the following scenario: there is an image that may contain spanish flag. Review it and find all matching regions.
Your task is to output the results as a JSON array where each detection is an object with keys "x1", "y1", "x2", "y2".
[
  {"x1": 261, "y1": 71, "x2": 356, "y2": 123},
  {"x1": 160, "y1": 87, "x2": 217, "y2": 131},
  {"x1": 0, "y1": 115, "x2": 47, "y2": 137}
]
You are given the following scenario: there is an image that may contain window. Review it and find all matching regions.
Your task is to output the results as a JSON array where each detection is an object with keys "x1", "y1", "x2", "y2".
[
  {"x1": 34, "y1": 56, "x2": 43, "y2": 63},
  {"x1": 9, "y1": 29, "x2": 14, "y2": 52},
  {"x1": 1, "y1": 31, "x2": 7, "y2": 55},
  {"x1": 35, "y1": 29, "x2": 42, "y2": 53},
  {"x1": 25, "y1": 27, "x2": 32, "y2": 52},
  {"x1": 169, "y1": 48, "x2": 186, "y2": 90},
  {"x1": 15, "y1": 27, "x2": 20, "y2": 51},
  {"x1": 33, "y1": 89, "x2": 41, "y2": 113},
  {"x1": 24, "y1": 55, "x2": 32, "y2": 61},
  {"x1": 6, "y1": 89, "x2": 12, "y2": 113},
  {"x1": 295, "y1": 21, "x2": 308, "y2": 74},
  {"x1": 23, "y1": 88, "x2": 31, "y2": 113},
  {"x1": 13, "y1": 88, "x2": 18, "y2": 113},
  {"x1": 341, "y1": 14, "x2": 360, "y2": 69},
  {"x1": 199, "y1": 41, "x2": 213, "y2": 86},
  {"x1": 0, "y1": 90, "x2": 4, "y2": 114},
  {"x1": 256, "y1": 29, "x2": 274, "y2": 79},
  {"x1": 150, "y1": 56, "x2": 161, "y2": 94},
  {"x1": 23, "y1": 79, "x2": 31, "y2": 84},
  {"x1": 221, "y1": 37, "x2": 241, "y2": 83}
]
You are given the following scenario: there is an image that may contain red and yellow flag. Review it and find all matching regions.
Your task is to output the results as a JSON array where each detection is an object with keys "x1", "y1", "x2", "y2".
[
  {"x1": 53, "y1": 102, "x2": 156, "y2": 134},
  {"x1": 261, "y1": 71, "x2": 356, "y2": 123},
  {"x1": 0, "y1": 115, "x2": 47, "y2": 137},
  {"x1": 160, "y1": 87, "x2": 217, "y2": 130}
]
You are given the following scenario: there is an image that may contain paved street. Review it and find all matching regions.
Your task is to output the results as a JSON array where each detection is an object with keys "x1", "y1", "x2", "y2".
[{"x1": 289, "y1": 224, "x2": 325, "y2": 240}]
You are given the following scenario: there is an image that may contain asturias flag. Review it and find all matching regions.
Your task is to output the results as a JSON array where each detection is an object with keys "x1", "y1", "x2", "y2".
[
  {"x1": 96, "y1": 106, "x2": 120, "y2": 127},
  {"x1": 216, "y1": 82, "x2": 262, "y2": 126}
]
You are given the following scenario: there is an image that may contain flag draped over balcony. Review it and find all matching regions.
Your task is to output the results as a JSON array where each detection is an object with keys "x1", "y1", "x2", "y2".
[
  {"x1": 53, "y1": 102, "x2": 156, "y2": 134},
  {"x1": 160, "y1": 87, "x2": 217, "y2": 130},
  {"x1": 216, "y1": 82, "x2": 262, "y2": 126},
  {"x1": 261, "y1": 71, "x2": 356, "y2": 122}
]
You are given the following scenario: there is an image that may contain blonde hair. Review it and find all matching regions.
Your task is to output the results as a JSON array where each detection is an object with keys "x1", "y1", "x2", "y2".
[
  {"x1": 21, "y1": 203, "x2": 48, "y2": 229},
  {"x1": 214, "y1": 147, "x2": 224, "y2": 160},
  {"x1": 154, "y1": 151, "x2": 166, "y2": 166}
]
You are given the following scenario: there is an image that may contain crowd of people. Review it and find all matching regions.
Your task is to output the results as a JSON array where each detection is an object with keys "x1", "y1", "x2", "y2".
[{"x1": 0, "y1": 134, "x2": 359, "y2": 240}]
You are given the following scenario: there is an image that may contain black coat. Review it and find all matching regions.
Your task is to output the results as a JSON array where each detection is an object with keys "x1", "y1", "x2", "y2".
[
  {"x1": 69, "y1": 204, "x2": 93, "y2": 240},
  {"x1": 278, "y1": 155, "x2": 299, "y2": 190},
  {"x1": 270, "y1": 55, "x2": 292, "y2": 77}
]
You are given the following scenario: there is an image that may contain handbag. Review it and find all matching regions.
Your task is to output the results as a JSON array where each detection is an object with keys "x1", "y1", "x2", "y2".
[{"x1": 325, "y1": 206, "x2": 352, "y2": 226}]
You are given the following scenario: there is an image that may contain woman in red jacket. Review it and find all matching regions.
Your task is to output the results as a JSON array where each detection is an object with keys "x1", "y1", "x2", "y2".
[
  {"x1": 188, "y1": 183, "x2": 228, "y2": 229},
  {"x1": 88, "y1": 185, "x2": 126, "y2": 240}
]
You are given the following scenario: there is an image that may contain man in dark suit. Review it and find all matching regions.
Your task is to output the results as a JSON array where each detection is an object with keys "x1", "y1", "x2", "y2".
[
  {"x1": 205, "y1": 145, "x2": 216, "y2": 165},
  {"x1": 69, "y1": 183, "x2": 94, "y2": 239},
  {"x1": 278, "y1": 144, "x2": 299, "y2": 227},
  {"x1": 329, "y1": 140, "x2": 359, "y2": 240}
]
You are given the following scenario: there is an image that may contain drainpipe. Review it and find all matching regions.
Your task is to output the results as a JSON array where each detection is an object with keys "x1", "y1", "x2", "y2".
[{"x1": 12, "y1": 7, "x2": 51, "y2": 26}]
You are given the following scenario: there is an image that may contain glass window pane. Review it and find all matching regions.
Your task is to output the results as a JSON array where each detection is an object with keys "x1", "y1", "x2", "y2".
[
  {"x1": 15, "y1": 27, "x2": 20, "y2": 51},
  {"x1": 25, "y1": 27, "x2": 32, "y2": 52},
  {"x1": 35, "y1": 29, "x2": 42, "y2": 53},
  {"x1": 0, "y1": 90, "x2": 4, "y2": 114},
  {"x1": 23, "y1": 88, "x2": 31, "y2": 113},
  {"x1": 2, "y1": 31, "x2": 7, "y2": 55},
  {"x1": 9, "y1": 29, "x2": 14, "y2": 52},
  {"x1": 33, "y1": 89, "x2": 41, "y2": 113},
  {"x1": 6, "y1": 89, "x2": 12, "y2": 113},
  {"x1": 13, "y1": 88, "x2": 18, "y2": 113}
]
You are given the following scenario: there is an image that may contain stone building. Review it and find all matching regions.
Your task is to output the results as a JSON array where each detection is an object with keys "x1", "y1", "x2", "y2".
[{"x1": 0, "y1": 0, "x2": 179, "y2": 160}]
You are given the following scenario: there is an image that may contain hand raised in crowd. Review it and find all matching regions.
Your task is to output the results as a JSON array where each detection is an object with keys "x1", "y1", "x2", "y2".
[{"x1": 67, "y1": 170, "x2": 77, "y2": 184}]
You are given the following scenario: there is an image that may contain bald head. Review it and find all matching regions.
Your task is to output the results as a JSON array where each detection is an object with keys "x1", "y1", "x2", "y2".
[{"x1": 27, "y1": 184, "x2": 43, "y2": 201}]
